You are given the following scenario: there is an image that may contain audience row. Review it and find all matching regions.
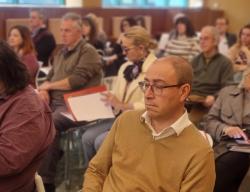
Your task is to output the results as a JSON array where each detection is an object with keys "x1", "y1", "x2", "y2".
[{"x1": 1, "y1": 8, "x2": 250, "y2": 192}]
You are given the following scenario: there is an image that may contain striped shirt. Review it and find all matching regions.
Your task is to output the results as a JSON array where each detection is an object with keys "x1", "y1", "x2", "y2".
[{"x1": 164, "y1": 37, "x2": 200, "y2": 62}]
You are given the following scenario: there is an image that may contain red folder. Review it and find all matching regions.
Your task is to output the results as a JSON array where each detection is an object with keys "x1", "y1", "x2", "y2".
[{"x1": 63, "y1": 85, "x2": 107, "y2": 122}]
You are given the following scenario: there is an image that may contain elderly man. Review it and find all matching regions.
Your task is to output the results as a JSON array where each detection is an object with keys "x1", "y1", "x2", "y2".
[
  {"x1": 82, "y1": 56, "x2": 215, "y2": 192},
  {"x1": 189, "y1": 25, "x2": 234, "y2": 124},
  {"x1": 204, "y1": 68, "x2": 250, "y2": 192},
  {"x1": 0, "y1": 40, "x2": 55, "y2": 191},
  {"x1": 29, "y1": 8, "x2": 56, "y2": 66},
  {"x1": 215, "y1": 17, "x2": 237, "y2": 55},
  {"x1": 38, "y1": 12, "x2": 102, "y2": 192}
]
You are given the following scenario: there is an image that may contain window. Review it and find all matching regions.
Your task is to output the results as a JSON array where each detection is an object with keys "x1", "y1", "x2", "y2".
[
  {"x1": 0, "y1": 0, "x2": 64, "y2": 5},
  {"x1": 19, "y1": 0, "x2": 64, "y2": 5},
  {"x1": 0, "y1": 0, "x2": 14, "y2": 3},
  {"x1": 103, "y1": 0, "x2": 202, "y2": 8}
]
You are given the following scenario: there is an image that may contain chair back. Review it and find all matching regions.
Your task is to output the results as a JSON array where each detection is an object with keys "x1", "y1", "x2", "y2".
[{"x1": 35, "y1": 172, "x2": 45, "y2": 192}]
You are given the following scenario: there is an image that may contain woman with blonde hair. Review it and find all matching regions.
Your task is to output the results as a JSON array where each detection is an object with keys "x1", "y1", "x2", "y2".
[
  {"x1": 8, "y1": 25, "x2": 38, "y2": 87},
  {"x1": 82, "y1": 26, "x2": 157, "y2": 168},
  {"x1": 228, "y1": 24, "x2": 250, "y2": 83}
]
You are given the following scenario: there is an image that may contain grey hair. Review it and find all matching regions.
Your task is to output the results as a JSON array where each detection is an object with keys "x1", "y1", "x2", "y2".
[
  {"x1": 29, "y1": 8, "x2": 45, "y2": 21},
  {"x1": 62, "y1": 12, "x2": 82, "y2": 30},
  {"x1": 238, "y1": 68, "x2": 250, "y2": 88},
  {"x1": 202, "y1": 25, "x2": 220, "y2": 45}
]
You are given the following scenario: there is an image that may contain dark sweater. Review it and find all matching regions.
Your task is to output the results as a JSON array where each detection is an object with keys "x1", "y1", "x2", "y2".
[
  {"x1": 191, "y1": 52, "x2": 234, "y2": 96},
  {"x1": 32, "y1": 27, "x2": 56, "y2": 66}
]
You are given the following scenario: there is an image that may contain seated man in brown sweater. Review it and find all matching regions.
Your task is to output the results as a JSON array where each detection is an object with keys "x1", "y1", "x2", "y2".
[
  {"x1": 37, "y1": 12, "x2": 102, "y2": 192},
  {"x1": 82, "y1": 56, "x2": 215, "y2": 192}
]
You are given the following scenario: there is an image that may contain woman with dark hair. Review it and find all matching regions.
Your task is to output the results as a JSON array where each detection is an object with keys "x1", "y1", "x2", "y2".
[
  {"x1": 0, "y1": 41, "x2": 30, "y2": 94},
  {"x1": 164, "y1": 16, "x2": 200, "y2": 62},
  {"x1": 104, "y1": 16, "x2": 137, "y2": 77},
  {"x1": 228, "y1": 24, "x2": 250, "y2": 83},
  {"x1": 82, "y1": 16, "x2": 104, "y2": 50},
  {"x1": 8, "y1": 25, "x2": 38, "y2": 87},
  {"x1": 135, "y1": 15, "x2": 146, "y2": 29},
  {"x1": 0, "y1": 40, "x2": 55, "y2": 191},
  {"x1": 120, "y1": 16, "x2": 137, "y2": 33}
]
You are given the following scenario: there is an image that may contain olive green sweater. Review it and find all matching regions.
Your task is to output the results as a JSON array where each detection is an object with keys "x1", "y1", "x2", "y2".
[{"x1": 83, "y1": 110, "x2": 215, "y2": 192}]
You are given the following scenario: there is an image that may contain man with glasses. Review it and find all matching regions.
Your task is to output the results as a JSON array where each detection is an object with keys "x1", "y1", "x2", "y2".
[{"x1": 83, "y1": 56, "x2": 215, "y2": 192}]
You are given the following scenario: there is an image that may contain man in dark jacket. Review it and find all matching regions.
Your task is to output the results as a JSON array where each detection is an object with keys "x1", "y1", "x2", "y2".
[
  {"x1": 215, "y1": 17, "x2": 237, "y2": 55},
  {"x1": 29, "y1": 8, "x2": 56, "y2": 66}
]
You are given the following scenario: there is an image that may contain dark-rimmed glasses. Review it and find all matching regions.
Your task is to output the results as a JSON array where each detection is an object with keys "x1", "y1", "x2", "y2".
[{"x1": 138, "y1": 80, "x2": 182, "y2": 96}]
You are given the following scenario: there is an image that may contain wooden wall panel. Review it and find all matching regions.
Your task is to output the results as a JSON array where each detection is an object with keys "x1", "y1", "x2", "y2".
[{"x1": 48, "y1": 18, "x2": 62, "y2": 44}]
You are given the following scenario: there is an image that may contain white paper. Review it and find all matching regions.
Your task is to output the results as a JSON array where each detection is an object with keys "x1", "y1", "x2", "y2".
[
  {"x1": 229, "y1": 145, "x2": 250, "y2": 153},
  {"x1": 40, "y1": 66, "x2": 51, "y2": 75},
  {"x1": 61, "y1": 111, "x2": 75, "y2": 122},
  {"x1": 158, "y1": 33, "x2": 169, "y2": 50},
  {"x1": 67, "y1": 93, "x2": 114, "y2": 122}
]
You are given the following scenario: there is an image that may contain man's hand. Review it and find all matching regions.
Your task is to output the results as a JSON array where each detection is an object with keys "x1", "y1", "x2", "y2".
[
  {"x1": 224, "y1": 126, "x2": 248, "y2": 141},
  {"x1": 38, "y1": 90, "x2": 50, "y2": 104},
  {"x1": 38, "y1": 81, "x2": 51, "y2": 91},
  {"x1": 203, "y1": 95, "x2": 215, "y2": 107}
]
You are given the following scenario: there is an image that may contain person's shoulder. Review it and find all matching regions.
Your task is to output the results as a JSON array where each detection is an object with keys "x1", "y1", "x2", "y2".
[
  {"x1": 219, "y1": 85, "x2": 240, "y2": 96},
  {"x1": 78, "y1": 40, "x2": 99, "y2": 55},
  {"x1": 226, "y1": 32, "x2": 237, "y2": 39},
  {"x1": 182, "y1": 125, "x2": 213, "y2": 151},
  {"x1": 10, "y1": 86, "x2": 45, "y2": 113},
  {"x1": 36, "y1": 28, "x2": 54, "y2": 39},
  {"x1": 118, "y1": 110, "x2": 145, "y2": 121},
  {"x1": 191, "y1": 53, "x2": 202, "y2": 63},
  {"x1": 215, "y1": 53, "x2": 232, "y2": 64}
]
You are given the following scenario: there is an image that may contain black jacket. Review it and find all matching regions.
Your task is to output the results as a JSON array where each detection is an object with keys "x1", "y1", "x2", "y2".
[{"x1": 32, "y1": 28, "x2": 56, "y2": 66}]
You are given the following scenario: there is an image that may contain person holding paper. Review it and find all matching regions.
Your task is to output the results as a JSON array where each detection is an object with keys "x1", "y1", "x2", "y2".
[
  {"x1": 204, "y1": 68, "x2": 250, "y2": 192},
  {"x1": 81, "y1": 26, "x2": 157, "y2": 169},
  {"x1": 37, "y1": 12, "x2": 102, "y2": 192},
  {"x1": 82, "y1": 56, "x2": 215, "y2": 192}
]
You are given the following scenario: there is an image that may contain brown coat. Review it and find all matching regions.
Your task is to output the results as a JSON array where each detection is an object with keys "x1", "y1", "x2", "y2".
[{"x1": 204, "y1": 85, "x2": 247, "y2": 158}]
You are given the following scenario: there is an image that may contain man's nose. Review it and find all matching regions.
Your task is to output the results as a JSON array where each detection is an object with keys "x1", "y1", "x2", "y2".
[{"x1": 144, "y1": 85, "x2": 154, "y2": 98}]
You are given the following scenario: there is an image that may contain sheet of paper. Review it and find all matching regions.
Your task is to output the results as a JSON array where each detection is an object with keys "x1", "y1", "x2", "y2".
[
  {"x1": 229, "y1": 145, "x2": 250, "y2": 153},
  {"x1": 68, "y1": 92, "x2": 114, "y2": 122},
  {"x1": 158, "y1": 33, "x2": 169, "y2": 50},
  {"x1": 61, "y1": 111, "x2": 75, "y2": 122}
]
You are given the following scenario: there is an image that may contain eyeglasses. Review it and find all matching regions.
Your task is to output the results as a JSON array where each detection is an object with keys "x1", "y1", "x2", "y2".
[
  {"x1": 122, "y1": 46, "x2": 136, "y2": 53},
  {"x1": 138, "y1": 81, "x2": 182, "y2": 96}
]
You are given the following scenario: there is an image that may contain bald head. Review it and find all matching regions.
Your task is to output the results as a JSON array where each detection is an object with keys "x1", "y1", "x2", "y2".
[
  {"x1": 201, "y1": 26, "x2": 220, "y2": 45},
  {"x1": 151, "y1": 56, "x2": 193, "y2": 86}
]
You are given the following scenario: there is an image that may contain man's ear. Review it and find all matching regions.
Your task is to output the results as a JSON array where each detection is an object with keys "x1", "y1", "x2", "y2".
[{"x1": 179, "y1": 83, "x2": 191, "y2": 102}]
